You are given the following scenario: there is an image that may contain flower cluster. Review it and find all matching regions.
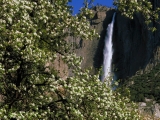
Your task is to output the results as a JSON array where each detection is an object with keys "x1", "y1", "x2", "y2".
[{"x1": 62, "y1": 68, "x2": 141, "y2": 119}]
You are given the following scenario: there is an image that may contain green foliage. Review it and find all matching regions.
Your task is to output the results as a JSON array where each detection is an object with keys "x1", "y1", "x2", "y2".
[
  {"x1": 123, "y1": 63, "x2": 160, "y2": 102},
  {"x1": 0, "y1": 0, "x2": 141, "y2": 119}
]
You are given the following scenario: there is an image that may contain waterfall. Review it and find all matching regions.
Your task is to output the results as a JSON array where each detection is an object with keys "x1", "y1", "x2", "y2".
[{"x1": 101, "y1": 13, "x2": 116, "y2": 83}]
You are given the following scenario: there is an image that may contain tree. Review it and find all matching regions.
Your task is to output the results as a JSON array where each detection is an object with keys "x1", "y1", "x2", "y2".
[{"x1": 0, "y1": 0, "x2": 141, "y2": 119}]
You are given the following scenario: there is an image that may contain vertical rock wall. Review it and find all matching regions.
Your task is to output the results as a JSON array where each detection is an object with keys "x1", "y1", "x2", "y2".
[
  {"x1": 113, "y1": 13, "x2": 151, "y2": 79},
  {"x1": 63, "y1": 3, "x2": 160, "y2": 81},
  {"x1": 74, "y1": 6, "x2": 115, "y2": 74},
  {"x1": 112, "y1": 1, "x2": 160, "y2": 80}
]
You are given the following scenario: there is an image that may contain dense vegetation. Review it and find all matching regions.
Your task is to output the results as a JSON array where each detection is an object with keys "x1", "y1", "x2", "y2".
[
  {"x1": 1, "y1": 0, "x2": 160, "y2": 119},
  {"x1": 121, "y1": 62, "x2": 160, "y2": 103}
]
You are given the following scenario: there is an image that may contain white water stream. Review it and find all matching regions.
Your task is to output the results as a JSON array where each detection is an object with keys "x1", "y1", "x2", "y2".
[{"x1": 101, "y1": 13, "x2": 116, "y2": 83}]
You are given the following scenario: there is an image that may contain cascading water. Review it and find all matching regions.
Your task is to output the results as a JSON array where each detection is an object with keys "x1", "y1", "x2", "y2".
[{"x1": 101, "y1": 13, "x2": 116, "y2": 83}]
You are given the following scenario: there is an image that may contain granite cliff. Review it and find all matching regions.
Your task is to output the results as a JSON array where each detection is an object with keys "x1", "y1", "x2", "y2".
[{"x1": 73, "y1": 5, "x2": 160, "y2": 81}]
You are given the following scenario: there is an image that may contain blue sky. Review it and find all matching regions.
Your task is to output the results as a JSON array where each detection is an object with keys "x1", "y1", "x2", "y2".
[{"x1": 69, "y1": 0, "x2": 114, "y2": 15}]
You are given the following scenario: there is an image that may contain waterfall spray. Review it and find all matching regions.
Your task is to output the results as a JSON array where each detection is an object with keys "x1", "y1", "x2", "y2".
[{"x1": 101, "y1": 13, "x2": 116, "y2": 83}]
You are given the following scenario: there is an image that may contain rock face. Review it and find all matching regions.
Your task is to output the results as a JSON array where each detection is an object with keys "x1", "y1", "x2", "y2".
[
  {"x1": 73, "y1": 6, "x2": 115, "y2": 74},
  {"x1": 113, "y1": 13, "x2": 153, "y2": 80},
  {"x1": 74, "y1": 5, "x2": 160, "y2": 80},
  {"x1": 139, "y1": 99, "x2": 160, "y2": 119},
  {"x1": 112, "y1": 1, "x2": 160, "y2": 80},
  {"x1": 72, "y1": 5, "x2": 160, "y2": 80},
  {"x1": 79, "y1": 6, "x2": 160, "y2": 80},
  {"x1": 53, "y1": 6, "x2": 115, "y2": 78}
]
